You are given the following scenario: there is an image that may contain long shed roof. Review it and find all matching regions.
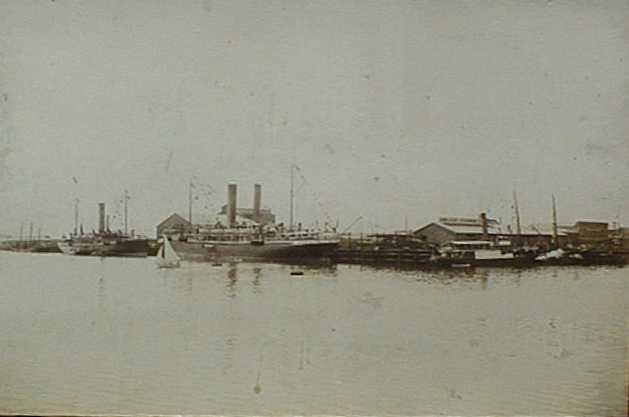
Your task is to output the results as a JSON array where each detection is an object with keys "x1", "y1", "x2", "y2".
[{"x1": 417, "y1": 221, "x2": 566, "y2": 236}]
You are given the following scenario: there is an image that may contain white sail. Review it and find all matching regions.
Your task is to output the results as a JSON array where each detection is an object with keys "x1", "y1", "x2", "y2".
[
  {"x1": 156, "y1": 235, "x2": 180, "y2": 268},
  {"x1": 162, "y1": 235, "x2": 180, "y2": 262}
]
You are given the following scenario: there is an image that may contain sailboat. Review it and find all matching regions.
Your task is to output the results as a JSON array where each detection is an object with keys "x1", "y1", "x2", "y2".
[{"x1": 156, "y1": 235, "x2": 181, "y2": 268}]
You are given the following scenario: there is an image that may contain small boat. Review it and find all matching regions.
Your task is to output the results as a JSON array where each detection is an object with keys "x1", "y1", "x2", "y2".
[
  {"x1": 156, "y1": 235, "x2": 181, "y2": 268},
  {"x1": 432, "y1": 240, "x2": 537, "y2": 267}
]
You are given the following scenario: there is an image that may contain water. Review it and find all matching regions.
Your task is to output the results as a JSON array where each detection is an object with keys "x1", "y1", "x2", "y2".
[{"x1": 0, "y1": 251, "x2": 626, "y2": 416}]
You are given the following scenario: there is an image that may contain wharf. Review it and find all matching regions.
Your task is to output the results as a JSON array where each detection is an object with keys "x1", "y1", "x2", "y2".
[
  {"x1": 334, "y1": 247, "x2": 433, "y2": 266},
  {"x1": 0, "y1": 240, "x2": 62, "y2": 253},
  {"x1": 333, "y1": 234, "x2": 435, "y2": 266}
]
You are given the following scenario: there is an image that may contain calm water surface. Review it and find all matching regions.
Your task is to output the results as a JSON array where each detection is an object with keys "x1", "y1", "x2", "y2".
[{"x1": 0, "y1": 251, "x2": 626, "y2": 415}]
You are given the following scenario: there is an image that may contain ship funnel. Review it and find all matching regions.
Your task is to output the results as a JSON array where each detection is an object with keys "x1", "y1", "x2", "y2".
[
  {"x1": 98, "y1": 203, "x2": 106, "y2": 233},
  {"x1": 480, "y1": 212, "x2": 488, "y2": 240},
  {"x1": 227, "y1": 184, "x2": 237, "y2": 227},
  {"x1": 253, "y1": 184, "x2": 261, "y2": 223}
]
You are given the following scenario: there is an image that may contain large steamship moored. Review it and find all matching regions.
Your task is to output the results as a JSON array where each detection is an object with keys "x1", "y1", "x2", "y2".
[
  {"x1": 165, "y1": 182, "x2": 340, "y2": 262},
  {"x1": 170, "y1": 231, "x2": 339, "y2": 262}
]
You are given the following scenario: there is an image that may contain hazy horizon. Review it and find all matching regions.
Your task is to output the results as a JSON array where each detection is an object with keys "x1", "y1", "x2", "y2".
[{"x1": 1, "y1": 0, "x2": 628, "y2": 237}]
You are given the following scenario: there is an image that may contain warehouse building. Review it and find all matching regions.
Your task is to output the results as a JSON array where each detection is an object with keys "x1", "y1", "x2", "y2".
[{"x1": 414, "y1": 214, "x2": 561, "y2": 248}]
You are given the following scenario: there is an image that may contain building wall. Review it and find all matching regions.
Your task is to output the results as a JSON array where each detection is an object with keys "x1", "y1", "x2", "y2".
[
  {"x1": 414, "y1": 224, "x2": 457, "y2": 244},
  {"x1": 574, "y1": 221, "x2": 610, "y2": 243},
  {"x1": 415, "y1": 221, "x2": 559, "y2": 248},
  {"x1": 621, "y1": 228, "x2": 629, "y2": 252}
]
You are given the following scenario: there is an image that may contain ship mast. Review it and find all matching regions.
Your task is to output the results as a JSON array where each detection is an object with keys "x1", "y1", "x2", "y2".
[
  {"x1": 123, "y1": 189, "x2": 130, "y2": 235},
  {"x1": 289, "y1": 164, "x2": 295, "y2": 231},
  {"x1": 188, "y1": 180, "x2": 193, "y2": 224},
  {"x1": 73, "y1": 198, "x2": 79, "y2": 237},
  {"x1": 513, "y1": 190, "x2": 522, "y2": 245},
  {"x1": 552, "y1": 193, "x2": 559, "y2": 247}
]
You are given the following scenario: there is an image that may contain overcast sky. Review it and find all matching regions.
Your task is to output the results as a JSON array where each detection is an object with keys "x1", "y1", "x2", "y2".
[{"x1": 1, "y1": 0, "x2": 627, "y2": 237}]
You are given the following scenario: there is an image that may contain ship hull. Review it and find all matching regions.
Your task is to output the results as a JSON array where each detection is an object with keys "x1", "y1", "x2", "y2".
[
  {"x1": 92, "y1": 239, "x2": 150, "y2": 257},
  {"x1": 57, "y1": 241, "x2": 96, "y2": 255},
  {"x1": 171, "y1": 239, "x2": 339, "y2": 262},
  {"x1": 431, "y1": 257, "x2": 536, "y2": 268},
  {"x1": 58, "y1": 238, "x2": 149, "y2": 257}
]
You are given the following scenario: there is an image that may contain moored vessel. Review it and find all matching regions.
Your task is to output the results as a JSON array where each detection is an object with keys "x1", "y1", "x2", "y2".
[
  {"x1": 431, "y1": 240, "x2": 538, "y2": 268},
  {"x1": 162, "y1": 180, "x2": 339, "y2": 263},
  {"x1": 58, "y1": 199, "x2": 149, "y2": 257},
  {"x1": 58, "y1": 233, "x2": 150, "y2": 257},
  {"x1": 171, "y1": 229, "x2": 339, "y2": 263}
]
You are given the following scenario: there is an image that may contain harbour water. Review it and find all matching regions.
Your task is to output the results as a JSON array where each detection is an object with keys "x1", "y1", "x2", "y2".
[{"x1": 0, "y1": 251, "x2": 626, "y2": 416}]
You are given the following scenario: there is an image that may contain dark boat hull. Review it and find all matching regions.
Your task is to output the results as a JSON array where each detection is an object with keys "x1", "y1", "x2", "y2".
[
  {"x1": 58, "y1": 238, "x2": 150, "y2": 257},
  {"x1": 431, "y1": 257, "x2": 536, "y2": 268},
  {"x1": 92, "y1": 239, "x2": 150, "y2": 257},
  {"x1": 171, "y1": 239, "x2": 339, "y2": 262}
]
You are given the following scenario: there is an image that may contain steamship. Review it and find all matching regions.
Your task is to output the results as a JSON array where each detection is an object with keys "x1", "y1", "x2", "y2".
[
  {"x1": 170, "y1": 232, "x2": 339, "y2": 263},
  {"x1": 166, "y1": 183, "x2": 340, "y2": 262},
  {"x1": 57, "y1": 233, "x2": 150, "y2": 257},
  {"x1": 58, "y1": 201, "x2": 150, "y2": 257}
]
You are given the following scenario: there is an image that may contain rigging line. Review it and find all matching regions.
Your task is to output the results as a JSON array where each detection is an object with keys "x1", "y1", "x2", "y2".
[{"x1": 292, "y1": 163, "x2": 335, "y2": 225}]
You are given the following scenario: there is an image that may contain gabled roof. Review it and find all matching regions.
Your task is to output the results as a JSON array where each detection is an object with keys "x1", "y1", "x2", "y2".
[
  {"x1": 415, "y1": 222, "x2": 502, "y2": 235},
  {"x1": 158, "y1": 213, "x2": 191, "y2": 228},
  {"x1": 416, "y1": 221, "x2": 565, "y2": 237}
]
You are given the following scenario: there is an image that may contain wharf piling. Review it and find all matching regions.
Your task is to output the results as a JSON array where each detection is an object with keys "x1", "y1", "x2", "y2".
[{"x1": 333, "y1": 234, "x2": 435, "y2": 266}]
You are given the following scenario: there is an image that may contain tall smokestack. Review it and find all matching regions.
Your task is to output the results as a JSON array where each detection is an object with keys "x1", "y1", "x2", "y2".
[
  {"x1": 227, "y1": 184, "x2": 237, "y2": 227},
  {"x1": 480, "y1": 212, "x2": 489, "y2": 240},
  {"x1": 98, "y1": 203, "x2": 105, "y2": 233},
  {"x1": 253, "y1": 184, "x2": 261, "y2": 223}
]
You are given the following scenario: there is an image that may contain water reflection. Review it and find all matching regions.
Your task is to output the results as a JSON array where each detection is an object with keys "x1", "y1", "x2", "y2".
[
  {"x1": 0, "y1": 252, "x2": 625, "y2": 416},
  {"x1": 252, "y1": 267, "x2": 262, "y2": 293},
  {"x1": 284, "y1": 262, "x2": 338, "y2": 276},
  {"x1": 96, "y1": 260, "x2": 107, "y2": 324},
  {"x1": 97, "y1": 275, "x2": 106, "y2": 308},
  {"x1": 411, "y1": 268, "x2": 493, "y2": 289},
  {"x1": 222, "y1": 335, "x2": 236, "y2": 376},
  {"x1": 226, "y1": 262, "x2": 238, "y2": 298}
]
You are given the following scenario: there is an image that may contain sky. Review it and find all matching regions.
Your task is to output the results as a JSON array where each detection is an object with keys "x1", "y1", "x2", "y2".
[{"x1": 0, "y1": 0, "x2": 627, "y2": 237}]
